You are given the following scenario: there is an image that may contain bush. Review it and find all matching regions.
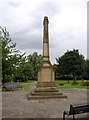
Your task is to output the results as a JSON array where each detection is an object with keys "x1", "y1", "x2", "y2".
[
  {"x1": 71, "y1": 81, "x2": 78, "y2": 85},
  {"x1": 4, "y1": 75, "x2": 13, "y2": 83},
  {"x1": 58, "y1": 75, "x2": 74, "y2": 80},
  {"x1": 82, "y1": 82, "x2": 89, "y2": 86},
  {"x1": 60, "y1": 83, "x2": 64, "y2": 86}
]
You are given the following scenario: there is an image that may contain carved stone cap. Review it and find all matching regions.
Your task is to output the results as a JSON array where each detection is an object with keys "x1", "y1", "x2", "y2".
[
  {"x1": 44, "y1": 16, "x2": 48, "y2": 20},
  {"x1": 43, "y1": 16, "x2": 49, "y2": 25}
]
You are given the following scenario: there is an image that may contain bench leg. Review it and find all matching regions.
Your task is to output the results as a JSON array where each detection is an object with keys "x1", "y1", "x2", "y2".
[
  {"x1": 63, "y1": 112, "x2": 66, "y2": 120},
  {"x1": 73, "y1": 114, "x2": 75, "y2": 120}
]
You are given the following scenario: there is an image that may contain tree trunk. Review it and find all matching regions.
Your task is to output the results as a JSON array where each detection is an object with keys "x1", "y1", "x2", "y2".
[{"x1": 67, "y1": 74, "x2": 70, "y2": 83}]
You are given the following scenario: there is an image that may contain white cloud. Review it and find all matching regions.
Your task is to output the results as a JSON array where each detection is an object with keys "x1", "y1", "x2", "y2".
[{"x1": 0, "y1": 0, "x2": 88, "y2": 63}]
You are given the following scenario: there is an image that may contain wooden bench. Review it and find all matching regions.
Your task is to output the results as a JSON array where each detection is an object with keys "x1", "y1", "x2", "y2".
[
  {"x1": 3, "y1": 82, "x2": 22, "y2": 90},
  {"x1": 63, "y1": 103, "x2": 89, "y2": 120}
]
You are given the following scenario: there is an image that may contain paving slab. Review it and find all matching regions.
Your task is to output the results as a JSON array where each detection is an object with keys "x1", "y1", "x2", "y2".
[{"x1": 1, "y1": 83, "x2": 89, "y2": 119}]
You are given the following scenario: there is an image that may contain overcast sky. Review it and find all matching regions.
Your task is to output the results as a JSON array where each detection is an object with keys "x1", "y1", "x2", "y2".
[{"x1": 0, "y1": 0, "x2": 88, "y2": 63}]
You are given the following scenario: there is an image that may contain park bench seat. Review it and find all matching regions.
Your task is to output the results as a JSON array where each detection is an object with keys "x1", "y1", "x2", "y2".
[
  {"x1": 63, "y1": 103, "x2": 89, "y2": 120},
  {"x1": 3, "y1": 82, "x2": 22, "y2": 90}
]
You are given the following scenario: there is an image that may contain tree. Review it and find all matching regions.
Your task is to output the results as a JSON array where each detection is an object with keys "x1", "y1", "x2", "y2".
[
  {"x1": 0, "y1": 27, "x2": 19, "y2": 83},
  {"x1": 1, "y1": 27, "x2": 43, "y2": 82},
  {"x1": 27, "y1": 52, "x2": 42, "y2": 80},
  {"x1": 86, "y1": 59, "x2": 89, "y2": 74},
  {"x1": 13, "y1": 55, "x2": 35, "y2": 82},
  {"x1": 9, "y1": 53, "x2": 27, "y2": 82},
  {"x1": 55, "y1": 49, "x2": 85, "y2": 83},
  {"x1": 83, "y1": 59, "x2": 89, "y2": 79}
]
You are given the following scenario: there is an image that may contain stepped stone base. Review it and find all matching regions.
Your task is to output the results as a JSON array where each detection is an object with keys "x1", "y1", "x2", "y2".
[
  {"x1": 27, "y1": 82, "x2": 67, "y2": 100},
  {"x1": 27, "y1": 91, "x2": 67, "y2": 100},
  {"x1": 27, "y1": 95, "x2": 67, "y2": 100}
]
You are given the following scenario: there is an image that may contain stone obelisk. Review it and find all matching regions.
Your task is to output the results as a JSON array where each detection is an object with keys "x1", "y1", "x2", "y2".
[
  {"x1": 28, "y1": 16, "x2": 67, "y2": 99},
  {"x1": 36, "y1": 16, "x2": 55, "y2": 87},
  {"x1": 43, "y1": 16, "x2": 50, "y2": 63}
]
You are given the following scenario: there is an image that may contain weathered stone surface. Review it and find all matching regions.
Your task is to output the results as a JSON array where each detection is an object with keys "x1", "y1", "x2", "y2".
[
  {"x1": 31, "y1": 91, "x2": 63, "y2": 95},
  {"x1": 28, "y1": 16, "x2": 67, "y2": 99},
  {"x1": 28, "y1": 95, "x2": 67, "y2": 100},
  {"x1": 37, "y1": 66, "x2": 55, "y2": 83},
  {"x1": 36, "y1": 16, "x2": 55, "y2": 86}
]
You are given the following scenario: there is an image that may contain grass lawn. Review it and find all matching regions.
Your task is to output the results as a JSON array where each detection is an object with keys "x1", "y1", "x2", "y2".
[
  {"x1": 55, "y1": 80, "x2": 89, "y2": 89},
  {"x1": 22, "y1": 85, "x2": 30, "y2": 90},
  {"x1": 20, "y1": 80, "x2": 36, "y2": 85},
  {"x1": 20, "y1": 80, "x2": 89, "y2": 89},
  {"x1": 20, "y1": 80, "x2": 36, "y2": 90},
  {"x1": 1, "y1": 80, "x2": 89, "y2": 91}
]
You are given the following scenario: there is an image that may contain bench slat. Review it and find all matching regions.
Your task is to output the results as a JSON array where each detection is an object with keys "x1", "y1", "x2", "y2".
[{"x1": 3, "y1": 82, "x2": 22, "y2": 90}]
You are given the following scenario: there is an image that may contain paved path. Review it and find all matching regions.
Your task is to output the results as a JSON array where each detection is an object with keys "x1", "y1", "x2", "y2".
[{"x1": 1, "y1": 83, "x2": 89, "y2": 119}]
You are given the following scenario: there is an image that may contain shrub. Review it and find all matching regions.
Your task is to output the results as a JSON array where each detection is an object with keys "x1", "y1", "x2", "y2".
[
  {"x1": 82, "y1": 82, "x2": 89, "y2": 86},
  {"x1": 71, "y1": 81, "x2": 78, "y2": 85},
  {"x1": 60, "y1": 83, "x2": 64, "y2": 86}
]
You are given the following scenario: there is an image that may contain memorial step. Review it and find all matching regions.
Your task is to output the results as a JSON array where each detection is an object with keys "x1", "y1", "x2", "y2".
[
  {"x1": 31, "y1": 91, "x2": 63, "y2": 96},
  {"x1": 34, "y1": 88, "x2": 58, "y2": 92},
  {"x1": 27, "y1": 94, "x2": 67, "y2": 100}
]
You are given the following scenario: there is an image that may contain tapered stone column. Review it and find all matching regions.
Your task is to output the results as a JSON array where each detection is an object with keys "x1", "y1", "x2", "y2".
[
  {"x1": 36, "y1": 16, "x2": 55, "y2": 88},
  {"x1": 43, "y1": 16, "x2": 49, "y2": 62},
  {"x1": 28, "y1": 16, "x2": 67, "y2": 99}
]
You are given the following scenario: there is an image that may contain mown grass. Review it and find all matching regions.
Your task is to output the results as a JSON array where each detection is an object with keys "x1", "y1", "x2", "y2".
[
  {"x1": 20, "y1": 80, "x2": 89, "y2": 89},
  {"x1": 22, "y1": 85, "x2": 30, "y2": 90},
  {"x1": 20, "y1": 80, "x2": 36, "y2": 90},
  {"x1": 20, "y1": 80, "x2": 36, "y2": 84},
  {"x1": 55, "y1": 80, "x2": 89, "y2": 89},
  {"x1": 1, "y1": 79, "x2": 89, "y2": 91}
]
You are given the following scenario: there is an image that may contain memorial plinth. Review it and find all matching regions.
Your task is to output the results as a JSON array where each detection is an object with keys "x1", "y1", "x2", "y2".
[{"x1": 28, "y1": 16, "x2": 67, "y2": 99}]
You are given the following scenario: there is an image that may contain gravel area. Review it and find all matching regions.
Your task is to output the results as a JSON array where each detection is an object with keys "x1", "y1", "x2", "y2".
[{"x1": 1, "y1": 83, "x2": 89, "y2": 119}]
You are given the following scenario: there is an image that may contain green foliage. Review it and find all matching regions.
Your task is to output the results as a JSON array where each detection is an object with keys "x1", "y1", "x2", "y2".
[
  {"x1": 1, "y1": 27, "x2": 42, "y2": 83},
  {"x1": 86, "y1": 59, "x2": 89, "y2": 75},
  {"x1": 55, "y1": 49, "x2": 85, "y2": 83},
  {"x1": 27, "y1": 52, "x2": 42, "y2": 80},
  {"x1": 1, "y1": 27, "x2": 88, "y2": 84},
  {"x1": 18, "y1": 60, "x2": 34, "y2": 81},
  {"x1": 20, "y1": 83, "x2": 30, "y2": 90},
  {"x1": 0, "y1": 27, "x2": 19, "y2": 83},
  {"x1": 22, "y1": 85, "x2": 30, "y2": 90},
  {"x1": 82, "y1": 59, "x2": 89, "y2": 79}
]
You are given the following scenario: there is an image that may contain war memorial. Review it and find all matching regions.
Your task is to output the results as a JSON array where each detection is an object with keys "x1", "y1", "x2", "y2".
[
  {"x1": 28, "y1": 16, "x2": 67, "y2": 99},
  {"x1": 2, "y1": 16, "x2": 88, "y2": 119}
]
